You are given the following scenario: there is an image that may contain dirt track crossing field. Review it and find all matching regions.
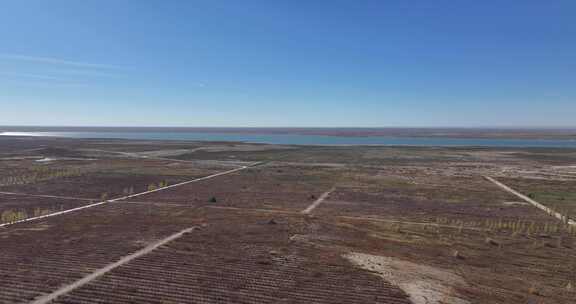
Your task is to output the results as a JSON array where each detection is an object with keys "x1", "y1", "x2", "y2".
[
  {"x1": 0, "y1": 204, "x2": 200, "y2": 303},
  {"x1": 301, "y1": 187, "x2": 335, "y2": 214},
  {"x1": 485, "y1": 176, "x2": 576, "y2": 225},
  {"x1": 30, "y1": 226, "x2": 198, "y2": 304},
  {"x1": 0, "y1": 164, "x2": 253, "y2": 228}
]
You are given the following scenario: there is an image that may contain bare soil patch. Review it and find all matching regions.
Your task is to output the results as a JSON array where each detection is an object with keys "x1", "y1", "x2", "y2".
[{"x1": 346, "y1": 252, "x2": 469, "y2": 304}]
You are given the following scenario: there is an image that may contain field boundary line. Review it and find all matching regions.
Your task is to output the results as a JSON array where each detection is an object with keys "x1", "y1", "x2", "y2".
[
  {"x1": 204, "y1": 205, "x2": 301, "y2": 215},
  {"x1": 0, "y1": 191, "x2": 95, "y2": 201},
  {"x1": 339, "y1": 216, "x2": 491, "y2": 231},
  {"x1": 28, "y1": 226, "x2": 197, "y2": 304},
  {"x1": 82, "y1": 148, "x2": 251, "y2": 165},
  {"x1": 0, "y1": 164, "x2": 259, "y2": 228},
  {"x1": 484, "y1": 176, "x2": 575, "y2": 225},
  {"x1": 301, "y1": 187, "x2": 335, "y2": 214},
  {"x1": 118, "y1": 201, "x2": 187, "y2": 207}
]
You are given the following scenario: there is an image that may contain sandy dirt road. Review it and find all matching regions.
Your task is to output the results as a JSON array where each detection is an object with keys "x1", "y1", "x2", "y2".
[
  {"x1": 484, "y1": 176, "x2": 575, "y2": 225},
  {"x1": 29, "y1": 226, "x2": 197, "y2": 304}
]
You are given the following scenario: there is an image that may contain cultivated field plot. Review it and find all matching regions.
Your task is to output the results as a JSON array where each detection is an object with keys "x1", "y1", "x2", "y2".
[
  {"x1": 0, "y1": 158, "x2": 224, "y2": 200},
  {"x1": 52, "y1": 210, "x2": 411, "y2": 304},
  {"x1": 125, "y1": 164, "x2": 335, "y2": 211},
  {"x1": 173, "y1": 146, "x2": 478, "y2": 166},
  {"x1": 172, "y1": 145, "x2": 564, "y2": 167},
  {"x1": 315, "y1": 171, "x2": 559, "y2": 226},
  {"x1": 0, "y1": 203, "x2": 202, "y2": 304}
]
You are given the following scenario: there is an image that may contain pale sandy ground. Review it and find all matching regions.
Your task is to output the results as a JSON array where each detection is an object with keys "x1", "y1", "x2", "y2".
[{"x1": 345, "y1": 252, "x2": 470, "y2": 304}]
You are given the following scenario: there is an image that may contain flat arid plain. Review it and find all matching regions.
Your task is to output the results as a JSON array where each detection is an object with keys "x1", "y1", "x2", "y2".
[{"x1": 1, "y1": 136, "x2": 576, "y2": 304}]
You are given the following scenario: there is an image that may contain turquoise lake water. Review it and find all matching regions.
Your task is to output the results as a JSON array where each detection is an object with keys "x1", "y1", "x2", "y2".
[{"x1": 2, "y1": 131, "x2": 576, "y2": 148}]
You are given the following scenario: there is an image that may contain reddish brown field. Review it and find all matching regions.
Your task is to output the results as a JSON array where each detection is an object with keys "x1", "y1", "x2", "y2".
[
  {"x1": 316, "y1": 175, "x2": 561, "y2": 224},
  {"x1": 0, "y1": 203, "x2": 200, "y2": 303},
  {"x1": 51, "y1": 209, "x2": 411, "y2": 304},
  {"x1": 126, "y1": 165, "x2": 333, "y2": 211}
]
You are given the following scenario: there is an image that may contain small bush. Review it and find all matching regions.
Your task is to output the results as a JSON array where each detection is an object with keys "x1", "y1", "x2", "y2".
[{"x1": 485, "y1": 237, "x2": 499, "y2": 246}]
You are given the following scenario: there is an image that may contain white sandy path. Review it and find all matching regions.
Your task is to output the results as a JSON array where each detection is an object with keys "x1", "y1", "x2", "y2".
[
  {"x1": 301, "y1": 187, "x2": 335, "y2": 214},
  {"x1": 78, "y1": 148, "x2": 203, "y2": 164},
  {"x1": 28, "y1": 226, "x2": 197, "y2": 304},
  {"x1": 0, "y1": 164, "x2": 257, "y2": 228},
  {"x1": 484, "y1": 176, "x2": 575, "y2": 225}
]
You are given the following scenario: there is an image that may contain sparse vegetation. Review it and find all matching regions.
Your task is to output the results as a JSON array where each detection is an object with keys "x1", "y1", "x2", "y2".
[
  {"x1": 0, "y1": 166, "x2": 90, "y2": 187},
  {"x1": 1, "y1": 205, "x2": 65, "y2": 224},
  {"x1": 1, "y1": 209, "x2": 27, "y2": 223}
]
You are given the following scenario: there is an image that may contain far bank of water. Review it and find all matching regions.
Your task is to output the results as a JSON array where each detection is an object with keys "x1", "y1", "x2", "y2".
[{"x1": 2, "y1": 131, "x2": 576, "y2": 148}]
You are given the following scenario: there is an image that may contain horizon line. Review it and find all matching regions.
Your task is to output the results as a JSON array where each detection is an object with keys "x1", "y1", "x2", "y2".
[{"x1": 1, "y1": 125, "x2": 576, "y2": 130}]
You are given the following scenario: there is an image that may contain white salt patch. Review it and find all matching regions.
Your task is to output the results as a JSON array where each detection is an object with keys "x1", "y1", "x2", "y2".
[{"x1": 345, "y1": 252, "x2": 469, "y2": 304}]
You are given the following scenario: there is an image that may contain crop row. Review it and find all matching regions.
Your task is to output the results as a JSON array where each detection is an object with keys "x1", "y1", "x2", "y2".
[
  {"x1": 0, "y1": 167, "x2": 92, "y2": 187},
  {"x1": 0, "y1": 243, "x2": 137, "y2": 303},
  {"x1": 52, "y1": 232, "x2": 411, "y2": 304},
  {"x1": 0, "y1": 204, "x2": 194, "y2": 304}
]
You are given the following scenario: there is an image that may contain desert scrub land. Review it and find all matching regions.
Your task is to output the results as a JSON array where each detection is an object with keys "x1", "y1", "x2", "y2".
[{"x1": 1, "y1": 136, "x2": 576, "y2": 303}]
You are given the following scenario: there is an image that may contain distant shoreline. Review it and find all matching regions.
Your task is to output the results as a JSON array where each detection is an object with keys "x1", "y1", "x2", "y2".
[
  {"x1": 1, "y1": 126, "x2": 576, "y2": 140},
  {"x1": 2, "y1": 128, "x2": 576, "y2": 148}
]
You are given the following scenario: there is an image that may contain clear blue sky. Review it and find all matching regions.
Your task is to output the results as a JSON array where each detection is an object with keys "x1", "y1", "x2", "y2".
[{"x1": 1, "y1": 0, "x2": 574, "y2": 127}]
